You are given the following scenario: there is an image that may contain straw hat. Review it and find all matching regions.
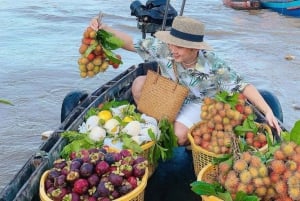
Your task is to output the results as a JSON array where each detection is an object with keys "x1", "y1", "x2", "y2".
[{"x1": 154, "y1": 16, "x2": 212, "y2": 50}]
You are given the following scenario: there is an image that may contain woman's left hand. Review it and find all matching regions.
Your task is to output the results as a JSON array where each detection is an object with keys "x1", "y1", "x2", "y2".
[{"x1": 265, "y1": 111, "x2": 282, "y2": 135}]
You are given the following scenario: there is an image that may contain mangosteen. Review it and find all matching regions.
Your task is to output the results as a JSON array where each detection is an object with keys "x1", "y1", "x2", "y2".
[
  {"x1": 49, "y1": 187, "x2": 68, "y2": 201},
  {"x1": 61, "y1": 165, "x2": 71, "y2": 176},
  {"x1": 104, "y1": 153, "x2": 115, "y2": 165},
  {"x1": 87, "y1": 174, "x2": 100, "y2": 187},
  {"x1": 120, "y1": 164, "x2": 133, "y2": 178},
  {"x1": 117, "y1": 180, "x2": 133, "y2": 195},
  {"x1": 62, "y1": 192, "x2": 80, "y2": 201},
  {"x1": 95, "y1": 161, "x2": 110, "y2": 176},
  {"x1": 98, "y1": 147, "x2": 107, "y2": 154},
  {"x1": 119, "y1": 149, "x2": 132, "y2": 158},
  {"x1": 132, "y1": 163, "x2": 146, "y2": 179},
  {"x1": 53, "y1": 158, "x2": 67, "y2": 169},
  {"x1": 54, "y1": 174, "x2": 66, "y2": 188},
  {"x1": 66, "y1": 170, "x2": 80, "y2": 182},
  {"x1": 70, "y1": 160, "x2": 82, "y2": 171},
  {"x1": 47, "y1": 169, "x2": 61, "y2": 181},
  {"x1": 45, "y1": 178, "x2": 54, "y2": 190},
  {"x1": 112, "y1": 152, "x2": 122, "y2": 162},
  {"x1": 133, "y1": 156, "x2": 147, "y2": 165},
  {"x1": 97, "y1": 181, "x2": 114, "y2": 197},
  {"x1": 108, "y1": 172, "x2": 123, "y2": 187},
  {"x1": 89, "y1": 152, "x2": 101, "y2": 164},
  {"x1": 80, "y1": 162, "x2": 94, "y2": 178},
  {"x1": 73, "y1": 178, "x2": 89, "y2": 195},
  {"x1": 111, "y1": 190, "x2": 120, "y2": 199},
  {"x1": 88, "y1": 148, "x2": 99, "y2": 154}
]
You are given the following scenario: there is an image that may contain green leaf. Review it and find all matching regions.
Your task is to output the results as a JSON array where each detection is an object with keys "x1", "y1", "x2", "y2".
[
  {"x1": 290, "y1": 120, "x2": 300, "y2": 145},
  {"x1": 83, "y1": 42, "x2": 98, "y2": 57},
  {"x1": 234, "y1": 191, "x2": 259, "y2": 201},
  {"x1": 96, "y1": 30, "x2": 124, "y2": 50},
  {"x1": 0, "y1": 99, "x2": 13, "y2": 106},
  {"x1": 190, "y1": 181, "x2": 218, "y2": 196},
  {"x1": 215, "y1": 91, "x2": 239, "y2": 108},
  {"x1": 122, "y1": 136, "x2": 143, "y2": 153}
]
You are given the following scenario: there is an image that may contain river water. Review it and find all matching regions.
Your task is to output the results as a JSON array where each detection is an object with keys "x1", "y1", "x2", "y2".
[{"x1": 0, "y1": 0, "x2": 299, "y2": 192}]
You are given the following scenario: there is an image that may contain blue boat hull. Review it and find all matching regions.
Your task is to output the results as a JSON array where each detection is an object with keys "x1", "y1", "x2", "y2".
[{"x1": 260, "y1": 0, "x2": 300, "y2": 16}]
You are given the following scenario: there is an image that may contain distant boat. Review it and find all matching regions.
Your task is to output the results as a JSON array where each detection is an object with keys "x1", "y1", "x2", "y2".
[
  {"x1": 223, "y1": 0, "x2": 261, "y2": 10},
  {"x1": 260, "y1": 0, "x2": 300, "y2": 17}
]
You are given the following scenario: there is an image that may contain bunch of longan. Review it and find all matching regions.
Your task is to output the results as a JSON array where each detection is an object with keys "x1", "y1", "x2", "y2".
[{"x1": 78, "y1": 27, "x2": 122, "y2": 78}]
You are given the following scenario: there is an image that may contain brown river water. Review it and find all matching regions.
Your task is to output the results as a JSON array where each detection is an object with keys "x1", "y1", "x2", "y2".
[{"x1": 0, "y1": 0, "x2": 299, "y2": 191}]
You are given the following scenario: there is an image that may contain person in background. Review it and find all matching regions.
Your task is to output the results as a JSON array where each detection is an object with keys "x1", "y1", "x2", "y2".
[{"x1": 90, "y1": 15, "x2": 281, "y2": 146}]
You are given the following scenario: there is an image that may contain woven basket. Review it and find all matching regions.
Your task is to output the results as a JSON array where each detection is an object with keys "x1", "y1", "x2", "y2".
[
  {"x1": 197, "y1": 164, "x2": 223, "y2": 201},
  {"x1": 40, "y1": 168, "x2": 149, "y2": 201},
  {"x1": 188, "y1": 122, "x2": 225, "y2": 176},
  {"x1": 137, "y1": 70, "x2": 189, "y2": 122},
  {"x1": 255, "y1": 123, "x2": 272, "y2": 153}
]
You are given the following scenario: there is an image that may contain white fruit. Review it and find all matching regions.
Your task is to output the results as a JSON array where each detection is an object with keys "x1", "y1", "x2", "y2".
[
  {"x1": 104, "y1": 119, "x2": 120, "y2": 135},
  {"x1": 85, "y1": 115, "x2": 100, "y2": 131},
  {"x1": 88, "y1": 126, "x2": 106, "y2": 141},
  {"x1": 122, "y1": 121, "x2": 141, "y2": 136}
]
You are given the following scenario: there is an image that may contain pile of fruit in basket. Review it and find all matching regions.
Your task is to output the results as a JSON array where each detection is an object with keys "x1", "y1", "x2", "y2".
[
  {"x1": 78, "y1": 26, "x2": 124, "y2": 78},
  {"x1": 190, "y1": 91, "x2": 273, "y2": 154},
  {"x1": 190, "y1": 91, "x2": 256, "y2": 154},
  {"x1": 191, "y1": 120, "x2": 300, "y2": 201},
  {"x1": 60, "y1": 100, "x2": 160, "y2": 157},
  {"x1": 60, "y1": 100, "x2": 177, "y2": 169},
  {"x1": 41, "y1": 147, "x2": 148, "y2": 201}
]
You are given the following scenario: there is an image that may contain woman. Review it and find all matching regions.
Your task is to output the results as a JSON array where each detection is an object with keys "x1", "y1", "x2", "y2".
[{"x1": 90, "y1": 16, "x2": 281, "y2": 146}]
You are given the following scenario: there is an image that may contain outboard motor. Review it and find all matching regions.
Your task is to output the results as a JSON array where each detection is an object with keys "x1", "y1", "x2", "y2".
[{"x1": 130, "y1": 0, "x2": 178, "y2": 38}]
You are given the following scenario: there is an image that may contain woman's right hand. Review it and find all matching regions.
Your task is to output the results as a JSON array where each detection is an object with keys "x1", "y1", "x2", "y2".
[{"x1": 90, "y1": 17, "x2": 100, "y2": 30}]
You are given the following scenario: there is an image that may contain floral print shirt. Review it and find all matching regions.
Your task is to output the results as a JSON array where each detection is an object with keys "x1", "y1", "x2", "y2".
[{"x1": 134, "y1": 37, "x2": 248, "y2": 104}]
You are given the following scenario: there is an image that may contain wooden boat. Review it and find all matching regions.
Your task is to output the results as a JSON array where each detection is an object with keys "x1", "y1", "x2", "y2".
[
  {"x1": 0, "y1": 61, "x2": 285, "y2": 201},
  {"x1": 0, "y1": 0, "x2": 286, "y2": 199},
  {"x1": 260, "y1": 0, "x2": 300, "y2": 17},
  {"x1": 223, "y1": 0, "x2": 261, "y2": 10}
]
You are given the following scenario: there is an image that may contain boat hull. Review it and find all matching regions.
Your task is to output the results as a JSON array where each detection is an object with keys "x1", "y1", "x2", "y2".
[
  {"x1": 260, "y1": 0, "x2": 300, "y2": 16},
  {"x1": 0, "y1": 62, "x2": 284, "y2": 201},
  {"x1": 223, "y1": 0, "x2": 261, "y2": 10}
]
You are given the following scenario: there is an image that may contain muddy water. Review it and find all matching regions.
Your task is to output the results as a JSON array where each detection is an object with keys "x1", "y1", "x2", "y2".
[{"x1": 0, "y1": 0, "x2": 299, "y2": 191}]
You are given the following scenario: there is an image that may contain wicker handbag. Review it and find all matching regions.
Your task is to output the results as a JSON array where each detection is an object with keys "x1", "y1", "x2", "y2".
[{"x1": 137, "y1": 64, "x2": 189, "y2": 122}]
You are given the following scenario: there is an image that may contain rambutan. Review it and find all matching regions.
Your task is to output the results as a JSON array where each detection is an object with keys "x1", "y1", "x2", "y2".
[
  {"x1": 269, "y1": 172, "x2": 280, "y2": 183},
  {"x1": 244, "y1": 183, "x2": 254, "y2": 194},
  {"x1": 233, "y1": 159, "x2": 248, "y2": 172},
  {"x1": 288, "y1": 187, "x2": 300, "y2": 200},
  {"x1": 249, "y1": 155, "x2": 262, "y2": 168},
  {"x1": 264, "y1": 187, "x2": 277, "y2": 201},
  {"x1": 240, "y1": 170, "x2": 252, "y2": 184},
  {"x1": 240, "y1": 152, "x2": 252, "y2": 164},
  {"x1": 262, "y1": 176, "x2": 271, "y2": 186},
  {"x1": 258, "y1": 165, "x2": 268, "y2": 177},
  {"x1": 285, "y1": 160, "x2": 298, "y2": 171},
  {"x1": 248, "y1": 166, "x2": 259, "y2": 178},
  {"x1": 274, "y1": 149, "x2": 286, "y2": 160},
  {"x1": 274, "y1": 180, "x2": 288, "y2": 195},
  {"x1": 255, "y1": 186, "x2": 267, "y2": 197},
  {"x1": 287, "y1": 176, "x2": 300, "y2": 188},
  {"x1": 218, "y1": 161, "x2": 232, "y2": 174},
  {"x1": 291, "y1": 153, "x2": 300, "y2": 164},
  {"x1": 295, "y1": 145, "x2": 300, "y2": 154},
  {"x1": 253, "y1": 177, "x2": 264, "y2": 188},
  {"x1": 224, "y1": 170, "x2": 239, "y2": 190},
  {"x1": 281, "y1": 142, "x2": 296, "y2": 158},
  {"x1": 237, "y1": 183, "x2": 247, "y2": 193},
  {"x1": 283, "y1": 170, "x2": 292, "y2": 180},
  {"x1": 270, "y1": 159, "x2": 286, "y2": 174}
]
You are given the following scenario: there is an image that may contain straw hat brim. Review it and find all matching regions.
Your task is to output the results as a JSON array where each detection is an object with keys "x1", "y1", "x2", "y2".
[{"x1": 155, "y1": 31, "x2": 213, "y2": 50}]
